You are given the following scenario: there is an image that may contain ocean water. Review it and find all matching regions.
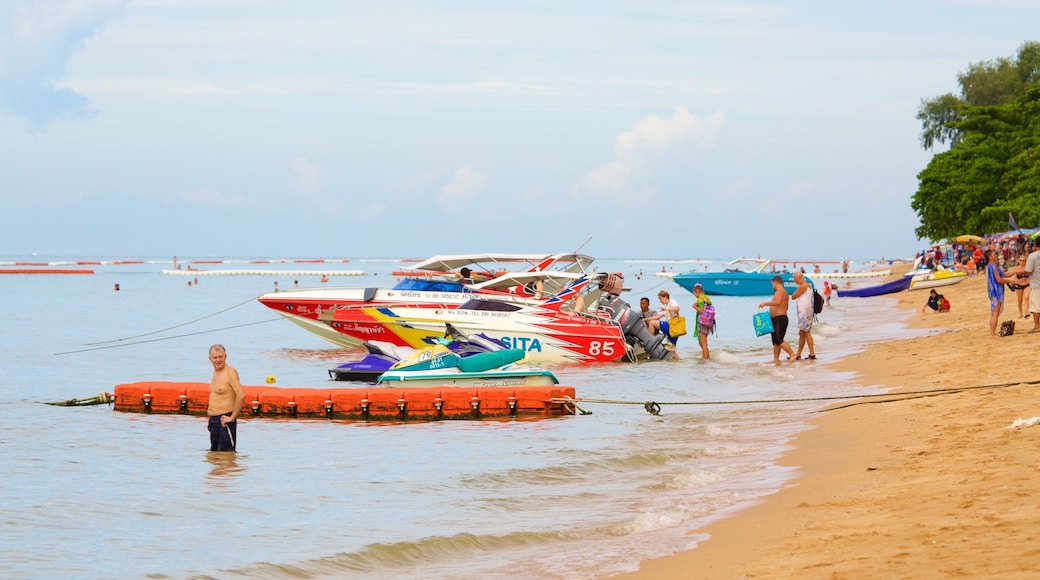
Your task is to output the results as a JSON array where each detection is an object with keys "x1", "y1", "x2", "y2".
[{"x1": 0, "y1": 257, "x2": 916, "y2": 579}]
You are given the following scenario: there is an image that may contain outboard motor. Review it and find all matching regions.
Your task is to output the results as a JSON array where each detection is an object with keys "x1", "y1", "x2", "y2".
[{"x1": 596, "y1": 294, "x2": 670, "y2": 360}]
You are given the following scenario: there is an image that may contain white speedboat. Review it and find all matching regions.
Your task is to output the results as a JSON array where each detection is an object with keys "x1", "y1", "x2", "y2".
[{"x1": 908, "y1": 268, "x2": 967, "y2": 290}]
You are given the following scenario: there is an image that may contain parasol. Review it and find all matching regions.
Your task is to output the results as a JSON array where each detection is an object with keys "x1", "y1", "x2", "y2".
[{"x1": 951, "y1": 234, "x2": 986, "y2": 244}]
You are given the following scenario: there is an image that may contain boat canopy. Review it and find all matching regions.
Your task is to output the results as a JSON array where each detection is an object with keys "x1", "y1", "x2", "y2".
[
  {"x1": 405, "y1": 253, "x2": 595, "y2": 275},
  {"x1": 725, "y1": 257, "x2": 772, "y2": 273}
]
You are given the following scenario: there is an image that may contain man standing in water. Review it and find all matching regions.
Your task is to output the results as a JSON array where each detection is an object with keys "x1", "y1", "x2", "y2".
[
  {"x1": 207, "y1": 344, "x2": 245, "y2": 451},
  {"x1": 759, "y1": 276, "x2": 796, "y2": 363}
]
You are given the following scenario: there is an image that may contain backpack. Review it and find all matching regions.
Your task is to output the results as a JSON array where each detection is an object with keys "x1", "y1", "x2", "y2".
[
  {"x1": 698, "y1": 302, "x2": 716, "y2": 333},
  {"x1": 812, "y1": 288, "x2": 824, "y2": 315},
  {"x1": 1000, "y1": 319, "x2": 1015, "y2": 337}
]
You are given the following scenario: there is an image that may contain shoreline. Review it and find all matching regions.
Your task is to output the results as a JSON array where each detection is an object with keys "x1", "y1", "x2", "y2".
[{"x1": 616, "y1": 271, "x2": 1040, "y2": 578}]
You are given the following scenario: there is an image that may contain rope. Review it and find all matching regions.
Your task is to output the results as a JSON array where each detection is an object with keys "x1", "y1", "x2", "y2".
[
  {"x1": 551, "y1": 379, "x2": 1040, "y2": 416},
  {"x1": 53, "y1": 319, "x2": 281, "y2": 355},
  {"x1": 42, "y1": 392, "x2": 114, "y2": 407},
  {"x1": 84, "y1": 294, "x2": 261, "y2": 345}
]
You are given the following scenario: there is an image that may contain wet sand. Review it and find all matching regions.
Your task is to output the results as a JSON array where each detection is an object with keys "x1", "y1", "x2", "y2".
[{"x1": 616, "y1": 268, "x2": 1040, "y2": 578}]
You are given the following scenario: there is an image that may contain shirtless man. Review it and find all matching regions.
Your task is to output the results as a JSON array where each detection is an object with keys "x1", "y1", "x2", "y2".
[
  {"x1": 758, "y1": 276, "x2": 796, "y2": 363},
  {"x1": 207, "y1": 344, "x2": 246, "y2": 451}
]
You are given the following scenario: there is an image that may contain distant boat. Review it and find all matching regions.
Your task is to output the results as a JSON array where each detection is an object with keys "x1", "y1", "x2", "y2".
[
  {"x1": 835, "y1": 275, "x2": 912, "y2": 297},
  {"x1": 807, "y1": 269, "x2": 891, "y2": 281},
  {"x1": 908, "y1": 269, "x2": 967, "y2": 291},
  {"x1": 672, "y1": 258, "x2": 797, "y2": 296}
]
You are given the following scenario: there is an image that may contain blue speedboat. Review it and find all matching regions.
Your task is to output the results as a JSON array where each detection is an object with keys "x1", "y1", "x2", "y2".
[
  {"x1": 672, "y1": 258, "x2": 798, "y2": 296},
  {"x1": 835, "y1": 275, "x2": 911, "y2": 297}
]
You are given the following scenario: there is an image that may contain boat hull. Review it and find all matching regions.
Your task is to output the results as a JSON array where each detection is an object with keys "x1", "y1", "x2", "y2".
[
  {"x1": 908, "y1": 270, "x2": 967, "y2": 290},
  {"x1": 836, "y1": 275, "x2": 912, "y2": 297},
  {"x1": 673, "y1": 272, "x2": 797, "y2": 296},
  {"x1": 333, "y1": 305, "x2": 632, "y2": 363}
]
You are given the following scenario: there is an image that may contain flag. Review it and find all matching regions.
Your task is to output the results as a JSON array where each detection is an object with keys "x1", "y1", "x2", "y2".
[{"x1": 1010, "y1": 212, "x2": 1020, "y2": 232}]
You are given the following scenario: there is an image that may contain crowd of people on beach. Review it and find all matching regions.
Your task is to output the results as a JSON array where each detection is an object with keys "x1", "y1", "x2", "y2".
[
  {"x1": 917, "y1": 233, "x2": 1040, "y2": 337},
  {"x1": 634, "y1": 274, "x2": 819, "y2": 363}
]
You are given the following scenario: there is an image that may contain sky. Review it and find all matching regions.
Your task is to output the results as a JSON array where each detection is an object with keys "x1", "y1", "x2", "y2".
[{"x1": 2, "y1": 0, "x2": 1038, "y2": 261}]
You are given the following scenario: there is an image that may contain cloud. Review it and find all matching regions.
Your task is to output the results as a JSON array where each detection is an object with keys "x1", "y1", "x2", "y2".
[
  {"x1": 573, "y1": 106, "x2": 724, "y2": 201},
  {"x1": 290, "y1": 157, "x2": 322, "y2": 195},
  {"x1": 0, "y1": 0, "x2": 126, "y2": 130},
  {"x1": 176, "y1": 188, "x2": 250, "y2": 208},
  {"x1": 438, "y1": 166, "x2": 488, "y2": 203}
]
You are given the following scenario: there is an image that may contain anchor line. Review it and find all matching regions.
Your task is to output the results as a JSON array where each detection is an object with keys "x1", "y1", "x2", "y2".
[
  {"x1": 83, "y1": 294, "x2": 262, "y2": 346},
  {"x1": 53, "y1": 319, "x2": 282, "y2": 355},
  {"x1": 551, "y1": 379, "x2": 1040, "y2": 416}
]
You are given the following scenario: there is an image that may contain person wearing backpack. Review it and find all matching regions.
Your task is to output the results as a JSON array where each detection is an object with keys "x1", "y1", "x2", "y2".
[
  {"x1": 792, "y1": 271, "x2": 817, "y2": 360},
  {"x1": 692, "y1": 283, "x2": 714, "y2": 359}
]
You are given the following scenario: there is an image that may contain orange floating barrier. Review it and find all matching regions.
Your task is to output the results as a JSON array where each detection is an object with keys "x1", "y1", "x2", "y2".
[
  {"x1": 112, "y1": 382, "x2": 577, "y2": 421},
  {"x1": 0, "y1": 269, "x2": 93, "y2": 275}
]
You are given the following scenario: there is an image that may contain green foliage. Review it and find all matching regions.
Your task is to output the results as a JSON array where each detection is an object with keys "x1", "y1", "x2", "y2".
[
  {"x1": 913, "y1": 75, "x2": 1040, "y2": 243},
  {"x1": 916, "y1": 41, "x2": 1040, "y2": 151}
]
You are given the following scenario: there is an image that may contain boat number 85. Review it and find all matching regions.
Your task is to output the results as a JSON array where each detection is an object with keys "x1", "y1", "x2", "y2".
[{"x1": 588, "y1": 341, "x2": 616, "y2": 357}]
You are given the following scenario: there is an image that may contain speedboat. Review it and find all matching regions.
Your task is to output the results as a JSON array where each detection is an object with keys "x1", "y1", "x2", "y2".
[
  {"x1": 324, "y1": 272, "x2": 671, "y2": 363},
  {"x1": 672, "y1": 258, "x2": 797, "y2": 296},
  {"x1": 905, "y1": 258, "x2": 969, "y2": 291},
  {"x1": 908, "y1": 268, "x2": 967, "y2": 290},
  {"x1": 258, "y1": 253, "x2": 595, "y2": 349},
  {"x1": 377, "y1": 347, "x2": 559, "y2": 388}
]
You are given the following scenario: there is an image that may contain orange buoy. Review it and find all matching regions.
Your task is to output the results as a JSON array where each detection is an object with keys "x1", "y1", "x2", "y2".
[{"x1": 112, "y1": 382, "x2": 577, "y2": 421}]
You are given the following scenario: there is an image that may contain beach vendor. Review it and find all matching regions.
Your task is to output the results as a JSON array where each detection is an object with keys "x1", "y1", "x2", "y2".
[{"x1": 207, "y1": 344, "x2": 245, "y2": 452}]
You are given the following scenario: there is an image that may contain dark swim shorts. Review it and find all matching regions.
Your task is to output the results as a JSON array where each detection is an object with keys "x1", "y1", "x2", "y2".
[
  {"x1": 770, "y1": 315, "x2": 789, "y2": 346},
  {"x1": 208, "y1": 413, "x2": 237, "y2": 452}
]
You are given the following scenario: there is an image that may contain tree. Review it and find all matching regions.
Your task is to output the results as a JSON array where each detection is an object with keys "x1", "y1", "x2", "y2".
[
  {"x1": 916, "y1": 41, "x2": 1040, "y2": 151},
  {"x1": 912, "y1": 82, "x2": 1040, "y2": 241}
]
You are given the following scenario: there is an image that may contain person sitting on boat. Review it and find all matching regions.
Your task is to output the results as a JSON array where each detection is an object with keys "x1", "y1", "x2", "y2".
[
  {"x1": 459, "y1": 267, "x2": 474, "y2": 285},
  {"x1": 522, "y1": 279, "x2": 544, "y2": 299}
]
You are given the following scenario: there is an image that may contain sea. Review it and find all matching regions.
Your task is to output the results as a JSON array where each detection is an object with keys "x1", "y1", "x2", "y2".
[{"x1": 0, "y1": 256, "x2": 919, "y2": 579}]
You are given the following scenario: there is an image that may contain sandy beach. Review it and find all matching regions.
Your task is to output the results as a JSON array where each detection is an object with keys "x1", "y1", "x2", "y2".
[{"x1": 617, "y1": 267, "x2": 1040, "y2": 578}]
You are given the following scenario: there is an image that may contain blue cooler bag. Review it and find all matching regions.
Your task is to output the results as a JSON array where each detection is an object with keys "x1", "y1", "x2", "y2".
[{"x1": 753, "y1": 310, "x2": 773, "y2": 337}]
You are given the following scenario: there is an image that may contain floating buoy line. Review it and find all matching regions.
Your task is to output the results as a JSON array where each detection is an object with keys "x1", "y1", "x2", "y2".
[{"x1": 43, "y1": 380, "x2": 1037, "y2": 422}]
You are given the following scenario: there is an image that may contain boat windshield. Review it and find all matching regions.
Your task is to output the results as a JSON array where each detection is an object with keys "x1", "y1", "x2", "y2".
[
  {"x1": 391, "y1": 279, "x2": 466, "y2": 292},
  {"x1": 458, "y1": 299, "x2": 522, "y2": 312}
]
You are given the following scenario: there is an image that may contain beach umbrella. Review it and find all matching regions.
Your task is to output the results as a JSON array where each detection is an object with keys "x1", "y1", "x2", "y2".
[{"x1": 952, "y1": 234, "x2": 986, "y2": 244}]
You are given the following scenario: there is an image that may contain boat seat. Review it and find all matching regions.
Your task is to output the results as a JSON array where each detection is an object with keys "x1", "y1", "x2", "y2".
[{"x1": 457, "y1": 349, "x2": 525, "y2": 373}]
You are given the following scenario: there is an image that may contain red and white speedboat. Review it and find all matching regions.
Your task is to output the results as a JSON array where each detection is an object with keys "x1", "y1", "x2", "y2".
[
  {"x1": 257, "y1": 253, "x2": 594, "y2": 349},
  {"x1": 258, "y1": 254, "x2": 671, "y2": 363},
  {"x1": 326, "y1": 272, "x2": 671, "y2": 362}
]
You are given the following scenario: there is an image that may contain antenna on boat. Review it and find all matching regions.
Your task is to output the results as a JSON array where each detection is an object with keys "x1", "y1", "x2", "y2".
[{"x1": 572, "y1": 236, "x2": 592, "y2": 255}]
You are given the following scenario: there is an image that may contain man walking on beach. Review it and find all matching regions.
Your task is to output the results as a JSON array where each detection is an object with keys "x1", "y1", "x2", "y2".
[
  {"x1": 792, "y1": 272, "x2": 816, "y2": 360},
  {"x1": 207, "y1": 344, "x2": 245, "y2": 451},
  {"x1": 759, "y1": 276, "x2": 796, "y2": 363}
]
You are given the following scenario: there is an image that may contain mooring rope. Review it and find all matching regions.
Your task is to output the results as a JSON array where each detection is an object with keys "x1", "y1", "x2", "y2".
[
  {"x1": 552, "y1": 379, "x2": 1040, "y2": 416},
  {"x1": 53, "y1": 319, "x2": 281, "y2": 355},
  {"x1": 84, "y1": 294, "x2": 261, "y2": 346}
]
